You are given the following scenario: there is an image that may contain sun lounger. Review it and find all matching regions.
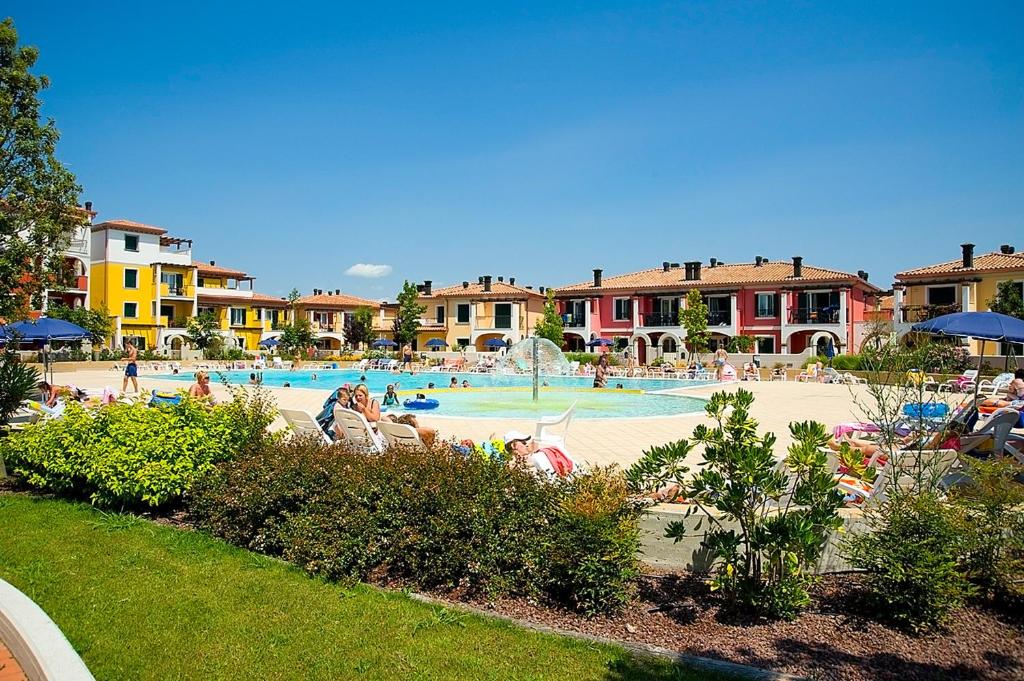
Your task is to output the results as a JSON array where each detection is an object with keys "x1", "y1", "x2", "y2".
[
  {"x1": 333, "y1": 408, "x2": 385, "y2": 454},
  {"x1": 280, "y1": 409, "x2": 333, "y2": 444},
  {"x1": 944, "y1": 369, "x2": 979, "y2": 393},
  {"x1": 978, "y1": 372, "x2": 1014, "y2": 397},
  {"x1": 378, "y1": 420, "x2": 424, "y2": 448},
  {"x1": 535, "y1": 401, "x2": 576, "y2": 449}
]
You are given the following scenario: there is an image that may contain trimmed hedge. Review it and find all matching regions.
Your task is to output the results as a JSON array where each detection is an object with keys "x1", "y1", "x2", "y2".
[
  {"x1": 189, "y1": 437, "x2": 642, "y2": 615},
  {"x1": 0, "y1": 390, "x2": 277, "y2": 509}
]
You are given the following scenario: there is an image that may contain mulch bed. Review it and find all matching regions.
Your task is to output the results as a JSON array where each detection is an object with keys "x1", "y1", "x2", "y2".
[{"x1": 437, "y1": 571, "x2": 1024, "y2": 681}]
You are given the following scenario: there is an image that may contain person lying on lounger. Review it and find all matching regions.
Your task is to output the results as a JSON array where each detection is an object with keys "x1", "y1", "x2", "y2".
[{"x1": 503, "y1": 430, "x2": 580, "y2": 478}]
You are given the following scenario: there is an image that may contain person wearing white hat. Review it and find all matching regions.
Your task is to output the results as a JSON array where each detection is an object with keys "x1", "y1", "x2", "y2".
[{"x1": 504, "y1": 430, "x2": 579, "y2": 478}]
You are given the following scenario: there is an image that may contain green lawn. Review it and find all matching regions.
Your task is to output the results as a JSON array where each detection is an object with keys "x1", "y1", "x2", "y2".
[{"x1": 0, "y1": 495, "x2": 722, "y2": 681}]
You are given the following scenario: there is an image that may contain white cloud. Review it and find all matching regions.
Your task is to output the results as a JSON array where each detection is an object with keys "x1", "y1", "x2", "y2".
[{"x1": 345, "y1": 263, "x2": 393, "y2": 278}]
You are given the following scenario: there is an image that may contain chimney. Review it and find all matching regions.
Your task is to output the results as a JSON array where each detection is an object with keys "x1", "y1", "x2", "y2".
[
  {"x1": 792, "y1": 256, "x2": 803, "y2": 278},
  {"x1": 857, "y1": 270, "x2": 869, "y2": 281},
  {"x1": 662, "y1": 261, "x2": 671, "y2": 272},
  {"x1": 497, "y1": 276, "x2": 504, "y2": 282},
  {"x1": 710, "y1": 257, "x2": 718, "y2": 267},
  {"x1": 684, "y1": 261, "x2": 701, "y2": 281},
  {"x1": 509, "y1": 277, "x2": 516, "y2": 285},
  {"x1": 84, "y1": 201, "x2": 93, "y2": 212},
  {"x1": 961, "y1": 243, "x2": 975, "y2": 269},
  {"x1": 593, "y1": 269, "x2": 603, "y2": 287},
  {"x1": 540, "y1": 286, "x2": 546, "y2": 294},
  {"x1": 671, "y1": 262, "x2": 680, "y2": 269},
  {"x1": 335, "y1": 289, "x2": 340, "y2": 295},
  {"x1": 210, "y1": 260, "x2": 216, "y2": 266},
  {"x1": 478, "y1": 276, "x2": 484, "y2": 284},
  {"x1": 483, "y1": 275, "x2": 492, "y2": 292},
  {"x1": 462, "y1": 281, "x2": 469, "y2": 289},
  {"x1": 526, "y1": 285, "x2": 533, "y2": 290},
  {"x1": 423, "y1": 280, "x2": 432, "y2": 295},
  {"x1": 754, "y1": 256, "x2": 763, "y2": 267},
  {"x1": 1000, "y1": 244, "x2": 1015, "y2": 255}
]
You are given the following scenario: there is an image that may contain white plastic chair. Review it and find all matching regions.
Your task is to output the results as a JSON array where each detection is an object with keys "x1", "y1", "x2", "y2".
[
  {"x1": 280, "y1": 409, "x2": 332, "y2": 444},
  {"x1": 534, "y1": 401, "x2": 576, "y2": 448},
  {"x1": 378, "y1": 420, "x2": 424, "y2": 448},
  {"x1": 333, "y1": 408, "x2": 385, "y2": 454},
  {"x1": 978, "y1": 372, "x2": 1013, "y2": 396}
]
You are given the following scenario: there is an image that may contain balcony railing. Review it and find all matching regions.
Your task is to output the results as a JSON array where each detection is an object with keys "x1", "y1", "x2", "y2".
[
  {"x1": 561, "y1": 314, "x2": 586, "y2": 327},
  {"x1": 788, "y1": 308, "x2": 841, "y2": 325},
  {"x1": 900, "y1": 304, "x2": 959, "y2": 324},
  {"x1": 708, "y1": 311, "x2": 732, "y2": 326},
  {"x1": 642, "y1": 313, "x2": 678, "y2": 327}
]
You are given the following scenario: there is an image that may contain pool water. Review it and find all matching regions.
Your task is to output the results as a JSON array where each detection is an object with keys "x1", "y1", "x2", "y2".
[{"x1": 159, "y1": 369, "x2": 710, "y2": 419}]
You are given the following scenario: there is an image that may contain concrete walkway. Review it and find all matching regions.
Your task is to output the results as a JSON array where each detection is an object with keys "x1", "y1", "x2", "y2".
[{"x1": 50, "y1": 367, "x2": 889, "y2": 469}]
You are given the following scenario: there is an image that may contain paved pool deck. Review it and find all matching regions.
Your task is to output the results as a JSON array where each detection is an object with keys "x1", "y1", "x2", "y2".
[{"x1": 48, "y1": 367, "x2": 910, "y2": 469}]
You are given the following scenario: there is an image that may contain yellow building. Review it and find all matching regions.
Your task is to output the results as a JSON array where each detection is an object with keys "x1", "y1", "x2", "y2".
[
  {"x1": 89, "y1": 220, "x2": 287, "y2": 354},
  {"x1": 894, "y1": 243, "x2": 1024, "y2": 354},
  {"x1": 393, "y1": 277, "x2": 547, "y2": 352},
  {"x1": 286, "y1": 289, "x2": 383, "y2": 352}
]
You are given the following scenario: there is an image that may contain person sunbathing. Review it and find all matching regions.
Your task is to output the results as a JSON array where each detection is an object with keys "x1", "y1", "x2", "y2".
[
  {"x1": 980, "y1": 369, "x2": 1024, "y2": 410},
  {"x1": 503, "y1": 430, "x2": 579, "y2": 478},
  {"x1": 828, "y1": 422, "x2": 968, "y2": 460},
  {"x1": 385, "y1": 413, "x2": 437, "y2": 446}
]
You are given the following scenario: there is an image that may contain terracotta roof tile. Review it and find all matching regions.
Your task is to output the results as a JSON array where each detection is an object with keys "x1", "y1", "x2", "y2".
[
  {"x1": 556, "y1": 261, "x2": 880, "y2": 294},
  {"x1": 295, "y1": 292, "x2": 382, "y2": 309},
  {"x1": 430, "y1": 281, "x2": 545, "y2": 298},
  {"x1": 91, "y1": 219, "x2": 167, "y2": 235},
  {"x1": 251, "y1": 293, "x2": 289, "y2": 307},
  {"x1": 895, "y1": 252, "x2": 1024, "y2": 279},
  {"x1": 197, "y1": 262, "x2": 251, "y2": 278}
]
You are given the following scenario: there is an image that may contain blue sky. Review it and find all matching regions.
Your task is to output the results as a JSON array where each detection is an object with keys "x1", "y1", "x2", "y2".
[{"x1": 10, "y1": 1, "x2": 1023, "y2": 299}]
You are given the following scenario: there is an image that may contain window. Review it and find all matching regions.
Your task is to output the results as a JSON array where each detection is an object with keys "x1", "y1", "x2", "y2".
[
  {"x1": 124, "y1": 234, "x2": 139, "y2": 251},
  {"x1": 198, "y1": 306, "x2": 215, "y2": 317},
  {"x1": 456, "y1": 304, "x2": 470, "y2": 324},
  {"x1": 662, "y1": 337, "x2": 677, "y2": 353},
  {"x1": 755, "y1": 293, "x2": 777, "y2": 318},
  {"x1": 436, "y1": 305, "x2": 445, "y2": 324},
  {"x1": 614, "y1": 298, "x2": 632, "y2": 321},
  {"x1": 123, "y1": 335, "x2": 146, "y2": 351},
  {"x1": 230, "y1": 308, "x2": 247, "y2": 326},
  {"x1": 123, "y1": 302, "x2": 138, "y2": 318},
  {"x1": 161, "y1": 272, "x2": 184, "y2": 295},
  {"x1": 269, "y1": 310, "x2": 281, "y2": 326},
  {"x1": 160, "y1": 304, "x2": 174, "y2": 320},
  {"x1": 756, "y1": 336, "x2": 776, "y2": 353},
  {"x1": 494, "y1": 303, "x2": 512, "y2": 329},
  {"x1": 927, "y1": 286, "x2": 957, "y2": 306},
  {"x1": 456, "y1": 337, "x2": 470, "y2": 349},
  {"x1": 123, "y1": 268, "x2": 138, "y2": 289},
  {"x1": 197, "y1": 277, "x2": 206, "y2": 288},
  {"x1": 314, "y1": 312, "x2": 331, "y2": 327}
]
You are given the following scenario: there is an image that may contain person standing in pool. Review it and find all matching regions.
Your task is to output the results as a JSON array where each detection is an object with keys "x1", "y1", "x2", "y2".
[
  {"x1": 402, "y1": 343, "x2": 413, "y2": 370},
  {"x1": 593, "y1": 354, "x2": 609, "y2": 389},
  {"x1": 382, "y1": 384, "x2": 400, "y2": 408},
  {"x1": 122, "y1": 340, "x2": 139, "y2": 393}
]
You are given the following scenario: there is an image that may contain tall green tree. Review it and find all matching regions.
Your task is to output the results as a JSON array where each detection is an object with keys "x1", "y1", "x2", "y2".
[
  {"x1": 46, "y1": 304, "x2": 113, "y2": 344},
  {"x1": 279, "y1": 318, "x2": 316, "y2": 356},
  {"x1": 0, "y1": 19, "x2": 82, "y2": 319},
  {"x1": 534, "y1": 289, "x2": 565, "y2": 347},
  {"x1": 680, "y1": 289, "x2": 710, "y2": 361},
  {"x1": 392, "y1": 280, "x2": 425, "y2": 346},
  {"x1": 988, "y1": 281, "x2": 1024, "y2": 320},
  {"x1": 344, "y1": 306, "x2": 375, "y2": 349},
  {"x1": 185, "y1": 312, "x2": 219, "y2": 350}
]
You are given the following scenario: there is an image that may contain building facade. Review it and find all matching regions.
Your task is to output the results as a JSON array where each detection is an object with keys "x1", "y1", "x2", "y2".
[{"x1": 555, "y1": 257, "x2": 882, "y2": 363}]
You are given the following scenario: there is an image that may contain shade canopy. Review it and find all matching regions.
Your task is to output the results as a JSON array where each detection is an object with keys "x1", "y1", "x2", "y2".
[
  {"x1": 911, "y1": 311, "x2": 1024, "y2": 344},
  {"x1": 484, "y1": 338, "x2": 509, "y2": 348},
  {"x1": 586, "y1": 338, "x2": 614, "y2": 347},
  {"x1": 372, "y1": 339, "x2": 399, "y2": 348},
  {"x1": 0, "y1": 317, "x2": 90, "y2": 342},
  {"x1": 425, "y1": 338, "x2": 448, "y2": 348},
  {"x1": 258, "y1": 338, "x2": 280, "y2": 347}
]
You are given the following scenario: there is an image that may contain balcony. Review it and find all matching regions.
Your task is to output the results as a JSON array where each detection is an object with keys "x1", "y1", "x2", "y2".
[
  {"x1": 561, "y1": 314, "x2": 586, "y2": 328},
  {"x1": 900, "y1": 304, "x2": 959, "y2": 324},
  {"x1": 159, "y1": 316, "x2": 190, "y2": 330},
  {"x1": 642, "y1": 313, "x2": 678, "y2": 327},
  {"x1": 475, "y1": 316, "x2": 513, "y2": 330},
  {"x1": 707, "y1": 311, "x2": 732, "y2": 326},
  {"x1": 160, "y1": 283, "x2": 195, "y2": 298},
  {"x1": 788, "y1": 308, "x2": 841, "y2": 325},
  {"x1": 56, "y1": 274, "x2": 89, "y2": 292},
  {"x1": 418, "y1": 319, "x2": 446, "y2": 328}
]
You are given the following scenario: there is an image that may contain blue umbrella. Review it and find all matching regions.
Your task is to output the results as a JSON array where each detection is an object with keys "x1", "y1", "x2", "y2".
[
  {"x1": 484, "y1": 338, "x2": 509, "y2": 348},
  {"x1": 425, "y1": 338, "x2": 448, "y2": 348},
  {"x1": 586, "y1": 338, "x2": 613, "y2": 348},
  {"x1": 259, "y1": 338, "x2": 280, "y2": 348},
  {"x1": 373, "y1": 339, "x2": 398, "y2": 348},
  {"x1": 825, "y1": 338, "x2": 836, "y2": 361},
  {"x1": 0, "y1": 317, "x2": 90, "y2": 342},
  {"x1": 912, "y1": 311, "x2": 1024, "y2": 400}
]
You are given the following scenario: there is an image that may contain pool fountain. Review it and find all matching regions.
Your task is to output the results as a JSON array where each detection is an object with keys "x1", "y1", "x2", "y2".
[{"x1": 497, "y1": 337, "x2": 571, "y2": 401}]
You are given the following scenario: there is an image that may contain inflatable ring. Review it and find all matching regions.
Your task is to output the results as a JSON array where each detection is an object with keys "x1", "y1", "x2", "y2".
[{"x1": 403, "y1": 398, "x2": 439, "y2": 410}]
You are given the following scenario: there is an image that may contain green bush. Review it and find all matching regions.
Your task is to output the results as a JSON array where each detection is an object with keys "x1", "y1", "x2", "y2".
[
  {"x1": 564, "y1": 352, "x2": 620, "y2": 367},
  {"x1": 0, "y1": 343, "x2": 40, "y2": 426},
  {"x1": 0, "y1": 388, "x2": 278, "y2": 509},
  {"x1": 802, "y1": 354, "x2": 863, "y2": 371},
  {"x1": 189, "y1": 438, "x2": 642, "y2": 615},
  {"x1": 843, "y1": 492, "x2": 974, "y2": 632}
]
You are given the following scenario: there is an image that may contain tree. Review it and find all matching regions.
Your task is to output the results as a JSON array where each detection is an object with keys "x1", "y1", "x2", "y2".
[
  {"x1": 46, "y1": 304, "x2": 113, "y2": 344},
  {"x1": 392, "y1": 280, "x2": 425, "y2": 346},
  {"x1": 534, "y1": 289, "x2": 565, "y2": 347},
  {"x1": 726, "y1": 334, "x2": 755, "y2": 353},
  {"x1": 680, "y1": 289, "x2": 710, "y2": 361},
  {"x1": 988, "y1": 280, "x2": 1024, "y2": 320},
  {"x1": 344, "y1": 306, "x2": 375, "y2": 349},
  {"x1": 278, "y1": 318, "x2": 316, "y2": 356},
  {"x1": 287, "y1": 288, "x2": 301, "y2": 305},
  {"x1": 185, "y1": 312, "x2": 219, "y2": 350},
  {"x1": 0, "y1": 19, "x2": 82, "y2": 320}
]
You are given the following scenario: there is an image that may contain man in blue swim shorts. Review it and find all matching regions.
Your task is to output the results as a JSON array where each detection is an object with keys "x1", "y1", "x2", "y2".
[{"x1": 122, "y1": 340, "x2": 139, "y2": 393}]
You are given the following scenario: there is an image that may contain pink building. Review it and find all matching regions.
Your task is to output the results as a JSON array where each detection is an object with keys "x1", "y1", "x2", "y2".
[{"x1": 555, "y1": 257, "x2": 883, "y2": 363}]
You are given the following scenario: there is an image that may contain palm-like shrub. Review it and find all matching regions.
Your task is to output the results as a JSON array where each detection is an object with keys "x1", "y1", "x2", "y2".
[{"x1": 0, "y1": 343, "x2": 39, "y2": 426}]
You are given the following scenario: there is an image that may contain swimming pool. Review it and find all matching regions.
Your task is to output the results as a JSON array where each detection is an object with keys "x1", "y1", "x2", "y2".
[{"x1": 159, "y1": 369, "x2": 711, "y2": 419}]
